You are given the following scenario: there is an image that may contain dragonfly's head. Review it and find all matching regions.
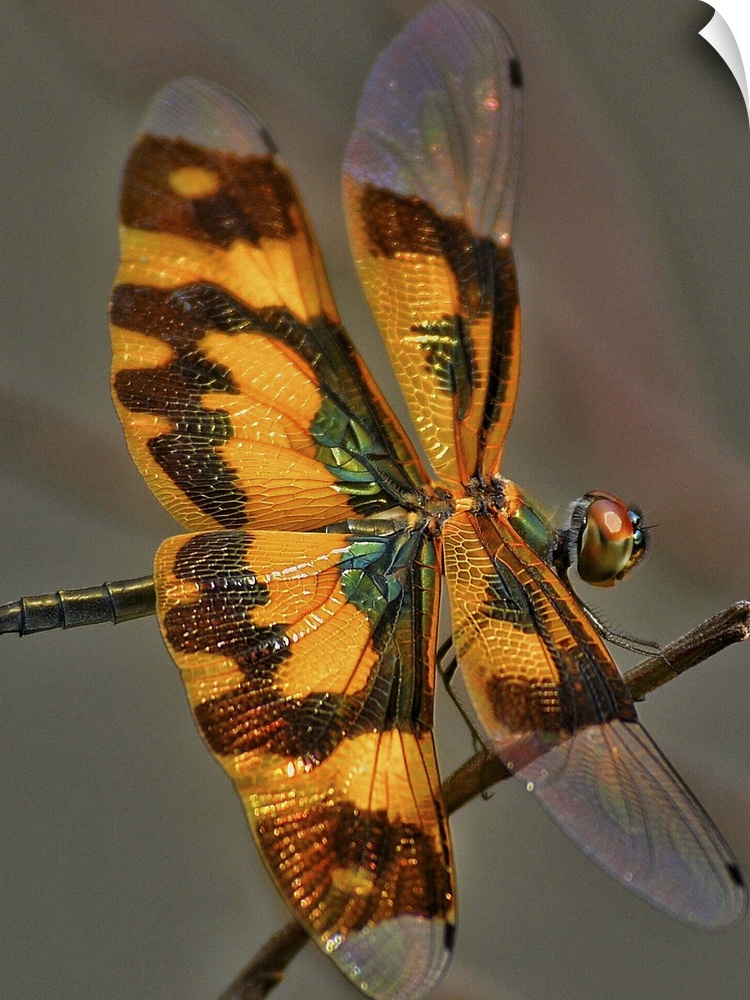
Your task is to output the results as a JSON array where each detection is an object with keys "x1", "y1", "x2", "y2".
[{"x1": 558, "y1": 490, "x2": 648, "y2": 588}]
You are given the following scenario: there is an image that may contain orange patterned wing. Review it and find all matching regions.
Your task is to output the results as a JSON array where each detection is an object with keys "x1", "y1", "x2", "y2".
[
  {"x1": 111, "y1": 78, "x2": 428, "y2": 534},
  {"x1": 154, "y1": 524, "x2": 454, "y2": 999},
  {"x1": 442, "y1": 503, "x2": 746, "y2": 928},
  {"x1": 343, "y1": 0, "x2": 522, "y2": 487}
]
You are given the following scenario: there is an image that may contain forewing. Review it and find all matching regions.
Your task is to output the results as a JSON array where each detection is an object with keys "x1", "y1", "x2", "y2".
[
  {"x1": 442, "y1": 508, "x2": 746, "y2": 927},
  {"x1": 522, "y1": 719, "x2": 747, "y2": 928},
  {"x1": 111, "y1": 78, "x2": 427, "y2": 533},
  {"x1": 344, "y1": 0, "x2": 522, "y2": 486},
  {"x1": 155, "y1": 524, "x2": 454, "y2": 999}
]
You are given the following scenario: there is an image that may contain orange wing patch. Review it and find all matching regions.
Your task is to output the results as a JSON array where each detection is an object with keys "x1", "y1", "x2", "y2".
[{"x1": 443, "y1": 506, "x2": 635, "y2": 764}]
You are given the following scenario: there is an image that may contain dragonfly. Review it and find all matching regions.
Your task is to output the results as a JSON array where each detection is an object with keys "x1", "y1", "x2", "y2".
[{"x1": 2, "y1": 2, "x2": 746, "y2": 999}]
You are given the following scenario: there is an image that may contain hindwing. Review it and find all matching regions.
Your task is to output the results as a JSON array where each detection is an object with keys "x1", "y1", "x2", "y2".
[
  {"x1": 154, "y1": 524, "x2": 454, "y2": 998},
  {"x1": 110, "y1": 78, "x2": 428, "y2": 534}
]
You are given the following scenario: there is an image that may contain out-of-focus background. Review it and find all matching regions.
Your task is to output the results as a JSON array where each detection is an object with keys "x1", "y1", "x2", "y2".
[{"x1": 1, "y1": 2, "x2": 748, "y2": 998}]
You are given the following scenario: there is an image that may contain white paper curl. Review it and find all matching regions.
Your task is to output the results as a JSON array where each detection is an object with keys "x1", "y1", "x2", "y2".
[{"x1": 699, "y1": 4, "x2": 749, "y2": 125}]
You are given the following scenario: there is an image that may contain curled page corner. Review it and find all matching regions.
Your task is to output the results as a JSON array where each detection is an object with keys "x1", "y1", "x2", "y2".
[{"x1": 699, "y1": 4, "x2": 749, "y2": 125}]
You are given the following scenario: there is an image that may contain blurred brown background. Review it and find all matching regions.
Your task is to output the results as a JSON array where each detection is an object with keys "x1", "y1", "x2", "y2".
[{"x1": 1, "y1": 2, "x2": 749, "y2": 999}]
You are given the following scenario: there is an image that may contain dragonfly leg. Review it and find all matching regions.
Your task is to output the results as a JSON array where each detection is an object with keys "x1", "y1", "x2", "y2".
[
  {"x1": 437, "y1": 636, "x2": 488, "y2": 752},
  {"x1": 582, "y1": 603, "x2": 661, "y2": 655}
]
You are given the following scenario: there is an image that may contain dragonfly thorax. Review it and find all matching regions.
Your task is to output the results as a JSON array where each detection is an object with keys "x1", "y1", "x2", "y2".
[{"x1": 416, "y1": 476, "x2": 511, "y2": 530}]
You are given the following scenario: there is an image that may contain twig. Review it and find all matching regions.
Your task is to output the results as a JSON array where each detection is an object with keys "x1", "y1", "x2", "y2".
[
  {"x1": 624, "y1": 601, "x2": 750, "y2": 700},
  {"x1": 219, "y1": 601, "x2": 750, "y2": 999},
  {"x1": 216, "y1": 921, "x2": 308, "y2": 1000}
]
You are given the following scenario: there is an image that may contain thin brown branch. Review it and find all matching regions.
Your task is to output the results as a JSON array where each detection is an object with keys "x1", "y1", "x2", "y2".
[
  {"x1": 219, "y1": 601, "x2": 750, "y2": 999},
  {"x1": 216, "y1": 921, "x2": 308, "y2": 1000},
  {"x1": 624, "y1": 600, "x2": 750, "y2": 700},
  {"x1": 442, "y1": 748, "x2": 511, "y2": 814}
]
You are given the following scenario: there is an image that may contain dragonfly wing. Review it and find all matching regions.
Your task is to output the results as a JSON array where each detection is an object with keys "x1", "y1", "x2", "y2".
[
  {"x1": 442, "y1": 507, "x2": 746, "y2": 927},
  {"x1": 522, "y1": 718, "x2": 746, "y2": 928},
  {"x1": 344, "y1": 0, "x2": 522, "y2": 486},
  {"x1": 111, "y1": 78, "x2": 427, "y2": 534},
  {"x1": 155, "y1": 524, "x2": 454, "y2": 999}
]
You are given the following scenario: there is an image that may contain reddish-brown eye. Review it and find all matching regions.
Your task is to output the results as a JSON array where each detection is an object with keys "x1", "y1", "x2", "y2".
[{"x1": 574, "y1": 491, "x2": 647, "y2": 587}]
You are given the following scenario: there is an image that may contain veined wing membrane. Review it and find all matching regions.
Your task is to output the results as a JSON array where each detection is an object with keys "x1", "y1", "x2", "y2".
[
  {"x1": 111, "y1": 78, "x2": 427, "y2": 534},
  {"x1": 344, "y1": 0, "x2": 522, "y2": 486},
  {"x1": 155, "y1": 524, "x2": 454, "y2": 999},
  {"x1": 442, "y1": 508, "x2": 746, "y2": 927}
]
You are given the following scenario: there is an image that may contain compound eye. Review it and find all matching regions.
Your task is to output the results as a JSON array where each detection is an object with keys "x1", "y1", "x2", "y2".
[{"x1": 575, "y1": 492, "x2": 647, "y2": 587}]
